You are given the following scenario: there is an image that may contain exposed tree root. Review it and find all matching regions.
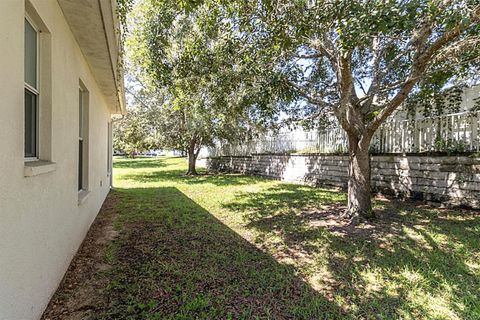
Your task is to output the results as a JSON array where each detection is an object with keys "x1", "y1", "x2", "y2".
[{"x1": 340, "y1": 207, "x2": 376, "y2": 226}]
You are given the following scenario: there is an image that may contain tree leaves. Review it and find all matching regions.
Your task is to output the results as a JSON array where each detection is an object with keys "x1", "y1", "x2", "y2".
[{"x1": 125, "y1": 0, "x2": 266, "y2": 153}]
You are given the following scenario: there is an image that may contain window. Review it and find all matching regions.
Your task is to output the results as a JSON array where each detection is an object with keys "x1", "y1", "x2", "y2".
[
  {"x1": 78, "y1": 86, "x2": 89, "y2": 191},
  {"x1": 107, "y1": 121, "x2": 113, "y2": 176},
  {"x1": 24, "y1": 17, "x2": 38, "y2": 158},
  {"x1": 23, "y1": 2, "x2": 54, "y2": 176}
]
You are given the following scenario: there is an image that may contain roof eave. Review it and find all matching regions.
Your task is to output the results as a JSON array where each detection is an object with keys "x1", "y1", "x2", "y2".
[{"x1": 58, "y1": 0, "x2": 126, "y2": 115}]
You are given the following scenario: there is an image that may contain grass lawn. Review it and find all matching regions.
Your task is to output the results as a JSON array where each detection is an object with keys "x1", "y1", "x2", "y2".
[{"x1": 45, "y1": 157, "x2": 480, "y2": 320}]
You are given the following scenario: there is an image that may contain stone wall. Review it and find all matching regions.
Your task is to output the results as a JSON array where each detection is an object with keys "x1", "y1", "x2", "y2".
[{"x1": 207, "y1": 154, "x2": 480, "y2": 208}]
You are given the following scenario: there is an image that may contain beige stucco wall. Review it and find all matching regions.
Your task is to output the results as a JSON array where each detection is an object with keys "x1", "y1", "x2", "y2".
[{"x1": 0, "y1": 1, "x2": 114, "y2": 319}]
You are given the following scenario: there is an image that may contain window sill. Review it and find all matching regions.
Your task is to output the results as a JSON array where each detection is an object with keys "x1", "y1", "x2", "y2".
[
  {"x1": 78, "y1": 190, "x2": 90, "y2": 206},
  {"x1": 24, "y1": 160, "x2": 56, "y2": 177}
]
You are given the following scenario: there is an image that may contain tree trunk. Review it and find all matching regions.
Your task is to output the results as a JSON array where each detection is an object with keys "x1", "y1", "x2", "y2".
[
  {"x1": 186, "y1": 139, "x2": 198, "y2": 175},
  {"x1": 344, "y1": 134, "x2": 375, "y2": 223}
]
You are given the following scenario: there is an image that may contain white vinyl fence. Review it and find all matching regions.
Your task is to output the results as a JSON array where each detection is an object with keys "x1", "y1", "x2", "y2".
[
  {"x1": 210, "y1": 111, "x2": 480, "y2": 156},
  {"x1": 371, "y1": 111, "x2": 480, "y2": 153}
]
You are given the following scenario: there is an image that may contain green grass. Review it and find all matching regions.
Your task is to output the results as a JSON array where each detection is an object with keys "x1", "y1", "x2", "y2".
[{"x1": 99, "y1": 156, "x2": 480, "y2": 319}]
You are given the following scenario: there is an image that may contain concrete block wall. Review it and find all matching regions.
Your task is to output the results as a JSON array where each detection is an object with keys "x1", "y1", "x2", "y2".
[{"x1": 207, "y1": 154, "x2": 480, "y2": 208}]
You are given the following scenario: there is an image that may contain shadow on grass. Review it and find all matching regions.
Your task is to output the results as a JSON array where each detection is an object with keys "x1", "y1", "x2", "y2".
[
  {"x1": 224, "y1": 185, "x2": 480, "y2": 319},
  {"x1": 325, "y1": 205, "x2": 480, "y2": 318},
  {"x1": 109, "y1": 158, "x2": 480, "y2": 318},
  {"x1": 224, "y1": 183, "x2": 346, "y2": 218},
  {"x1": 99, "y1": 187, "x2": 346, "y2": 319}
]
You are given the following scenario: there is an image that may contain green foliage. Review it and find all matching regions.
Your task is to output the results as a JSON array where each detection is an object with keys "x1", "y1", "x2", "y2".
[
  {"x1": 433, "y1": 138, "x2": 471, "y2": 155},
  {"x1": 227, "y1": 0, "x2": 480, "y2": 128},
  {"x1": 473, "y1": 96, "x2": 480, "y2": 112},
  {"x1": 126, "y1": 0, "x2": 270, "y2": 159},
  {"x1": 405, "y1": 86, "x2": 465, "y2": 119},
  {"x1": 124, "y1": 0, "x2": 479, "y2": 211},
  {"x1": 113, "y1": 106, "x2": 159, "y2": 156},
  {"x1": 116, "y1": 0, "x2": 135, "y2": 80},
  {"x1": 116, "y1": 0, "x2": 134, "y2": 34}
]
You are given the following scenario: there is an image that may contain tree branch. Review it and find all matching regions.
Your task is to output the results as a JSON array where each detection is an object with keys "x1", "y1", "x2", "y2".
[
  {"x1": 286, "y1": 79, "x2": 335, "y2": 109},
  {"x1": 309, "y1": 32, "x2": 339, "y2": 74},
  {"x1": 368, "y1": 6, "x2": 480, "y2": 134},
  {"x1": 364, "y1": 35, "x2": 383, "y2": 111},
  {"x1": 294, "y1": 53, "x2": 323, "y2": 59}
]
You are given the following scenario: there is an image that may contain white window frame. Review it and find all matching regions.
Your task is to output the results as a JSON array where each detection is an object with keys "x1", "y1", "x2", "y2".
[
  {"x1": 78, "y1": 83, "x2": 89, "y2": 194},
  {"x1": 24, "y1": 14, "x2": 40, "y2": 161},
  {"x1": 79, "y1": 88, "x2": 85, "y2": 191},
  {"x1": 107, "y1": 121, "x2": 113, "y2": 176}
]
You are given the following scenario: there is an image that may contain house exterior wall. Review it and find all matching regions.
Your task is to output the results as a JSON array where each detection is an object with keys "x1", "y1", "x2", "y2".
[
  {"x1": 207, "y1": 155, "x2": 480, "y2": 209},
  {"x1": 0, "y1": 1, "x2": 114, "y2": 319}
]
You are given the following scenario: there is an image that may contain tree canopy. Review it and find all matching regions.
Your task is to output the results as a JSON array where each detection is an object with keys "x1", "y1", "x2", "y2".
[
  {"x1": 222, "y1": 0, "x2": 480, "y2": 220},
  {"x1": 121, "y1": 0, "x2": 480, "y2": 220},
  {"x1": 126, "y1": 0, "x2": 269, "y2": 174},
  {"x1": 113, "y1": 104, "x2": 159, "y2": 157}
]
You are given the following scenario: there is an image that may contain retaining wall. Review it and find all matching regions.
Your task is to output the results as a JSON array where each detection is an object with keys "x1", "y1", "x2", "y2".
[{"x1": 207, "y1": 154, "x2": 480, "y2": 208}]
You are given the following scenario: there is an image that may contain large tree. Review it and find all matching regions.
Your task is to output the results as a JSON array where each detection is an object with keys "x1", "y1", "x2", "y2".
[
  {"x1": 127, "y1": 0, "x2": 264, "y2": 175},
  {"x1": 228, "y1": 0, "x2": 480, "y2": 222}
]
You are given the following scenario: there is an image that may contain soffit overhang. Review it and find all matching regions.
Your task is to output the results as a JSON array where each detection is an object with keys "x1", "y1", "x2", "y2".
[{"x1": 58, "y1": 0, "x2": 126, "y2": 114}]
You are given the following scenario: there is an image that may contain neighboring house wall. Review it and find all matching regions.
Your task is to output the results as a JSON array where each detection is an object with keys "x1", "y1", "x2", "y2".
[
  {"x1": 0, "y1": 1, "x2": 121, "y2": 319},
  {"x1": 207, "y1": 155, "x2": 480, "y2": 209}
]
